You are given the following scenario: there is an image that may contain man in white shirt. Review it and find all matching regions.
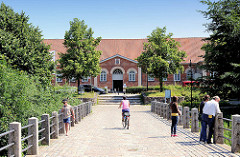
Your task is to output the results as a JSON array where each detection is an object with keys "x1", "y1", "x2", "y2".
[{"x1": 200, "y1": 96, "x2": 221, "y2": 144}]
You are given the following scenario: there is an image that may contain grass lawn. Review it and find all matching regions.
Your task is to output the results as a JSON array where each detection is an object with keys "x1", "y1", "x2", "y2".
[{"x1": 73, "y1": 92, "x2": 96, "y2": 98}]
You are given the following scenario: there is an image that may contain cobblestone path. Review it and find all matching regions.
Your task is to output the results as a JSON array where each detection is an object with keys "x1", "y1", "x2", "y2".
[{"x1": 29, "y1": 105, "x2": 239, "y2": 157}]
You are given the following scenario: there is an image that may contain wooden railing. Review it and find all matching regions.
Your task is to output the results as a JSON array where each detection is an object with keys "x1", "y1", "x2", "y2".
[
  {"x1": 0, "y1": 102, "x2": 93, "y2": 157},
  {"x1": 151, "y1": 100, "x2": 240, "y2": 153}
]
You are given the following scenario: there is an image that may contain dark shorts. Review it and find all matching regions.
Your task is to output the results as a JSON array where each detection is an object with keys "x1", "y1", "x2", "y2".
[
  {"x1": 122, "y1": 108, "x2": 130, "y2": 113},
  {"x1": 63, "y1": 117, "x2": 71, "y2": 123}
]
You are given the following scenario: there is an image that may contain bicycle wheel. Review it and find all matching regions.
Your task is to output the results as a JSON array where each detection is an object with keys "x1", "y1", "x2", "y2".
[
  {"x1": 126, "y1": 117, "x2": 129, "y2": 129},
  {"x1": 122, "y1": 116, "x2": 126, "y2": 128}
]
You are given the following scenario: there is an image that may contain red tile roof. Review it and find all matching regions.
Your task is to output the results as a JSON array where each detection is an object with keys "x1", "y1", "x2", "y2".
[{"x1": 43, "y1": 37, "x2": 206, "y2": 63}]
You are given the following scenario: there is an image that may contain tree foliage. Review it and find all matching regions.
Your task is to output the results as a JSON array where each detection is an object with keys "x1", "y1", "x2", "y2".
[
  {"x1": 59, "y1": 18, "x2": 102, "y2": 92},
  {"x1": 0, "y1": 55, "x2": 80, "y2": 155},
  {"x1": 137, "y1": 27, "x2": 186, "y2": 92},
  {"x1": 0, "y1": 3, "x2": 54, "y2": 82},
  {"x1": 200, "y1": 0, "x2": 240, "y2": 99}
]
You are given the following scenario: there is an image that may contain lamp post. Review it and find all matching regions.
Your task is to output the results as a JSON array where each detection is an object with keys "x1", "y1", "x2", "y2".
[{"x1": 190, "y1": 59, "x2": 193, "y2": 109}]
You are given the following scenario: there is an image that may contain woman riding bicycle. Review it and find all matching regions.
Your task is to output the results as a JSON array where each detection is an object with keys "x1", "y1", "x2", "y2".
[{"x1": 119, "y1": 96, "x2": 130, "y2": 123}]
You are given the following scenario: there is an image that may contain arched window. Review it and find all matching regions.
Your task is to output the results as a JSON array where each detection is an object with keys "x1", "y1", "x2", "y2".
[
  {"x1": 100, "y1": 71, "x2": 107, "y2": 81},
  {"x1": 129, "y1": 71, "x2": 136, "y2": 81},
  {"x1": 113, "y1": 69, "x2": 123, "y2": 74}
]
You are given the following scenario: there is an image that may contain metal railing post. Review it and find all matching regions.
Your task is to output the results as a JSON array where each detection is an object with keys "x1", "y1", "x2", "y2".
[
  {"x1": 231, "y1": 114, "x2": 240, "y2": 153},
  {"x1": 27, "y1": 117, "x2": 38, "y2": 155},
  {"x1": 41, "y1": 114, "x2": 50, "y2": 145},
  {"x1": 8, "y1": 122, "x2": 21, "y2": 157}
]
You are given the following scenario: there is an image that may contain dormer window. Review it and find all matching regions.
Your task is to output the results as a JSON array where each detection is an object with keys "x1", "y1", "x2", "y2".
[{"x1": 115, "y1": 59, "x2": 120, "y2": 65}]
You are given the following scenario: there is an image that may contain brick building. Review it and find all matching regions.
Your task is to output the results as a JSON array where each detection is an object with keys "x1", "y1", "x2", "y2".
[{"x1": 43, "y1": 37, "x2": 206, "y2": 92}]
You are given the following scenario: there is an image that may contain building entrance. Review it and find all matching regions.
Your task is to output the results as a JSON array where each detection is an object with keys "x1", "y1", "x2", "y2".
[
  {"x1": 112, "y1": 69, "x2": 123, "y2": 92},
  {"x1": 113, "y1": 80, "x2": 123, "y2": 92}
]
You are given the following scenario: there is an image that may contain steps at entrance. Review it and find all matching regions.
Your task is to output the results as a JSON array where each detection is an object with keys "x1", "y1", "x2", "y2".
[{"x1": 98, "y1": 94, "x2": 142, "y2": 105}]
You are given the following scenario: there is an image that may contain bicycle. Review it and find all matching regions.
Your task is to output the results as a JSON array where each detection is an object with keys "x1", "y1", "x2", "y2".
[{"x1": 122, "y1": 111, "x2": 130, "y2": 129}]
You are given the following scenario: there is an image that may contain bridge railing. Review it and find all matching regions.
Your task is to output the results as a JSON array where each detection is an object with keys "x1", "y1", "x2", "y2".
[
  {"x1": 0, "y1": 101, "x2": 93, "y2": 157},
  {"x1": 151, "y1": 100, "x2": 240, "y2": 153}
]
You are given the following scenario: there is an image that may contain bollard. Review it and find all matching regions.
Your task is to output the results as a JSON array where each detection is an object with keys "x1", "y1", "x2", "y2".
[
  {"x1": 74, "y1": 106, "x2": 79, "y2": 124},
  {"x1": 214, "y1": 112, "x2": 224, "y2": 144},
  {"x1": 155, "y1": 102, "x2": 160, "y2": 115},
  {"x1": 52, "y1": 111, "x2": 59, "y2": 139},
  {"x1": 183, "y1": 107, "x2": 190, "y2": 128},
  {"x1": 160, "y1": 103, "x2": 164, "y2": 117},
  {"x1": 59, "y1": 109, "x2": 65, "y2": 134},
  {"x1": 78, "y1": 105, "x2": 81, "y2": 122},
  {"x1": 167, "y1": 104, "x2": 171, "y2": 120},
  {"x1": 191, "y1": 108, "x2": 199, "y2": 132},
  {"x1": 41, "y1": 114, "x2": 50, "y2": 145},
  {"x1": 178, "y1": 106, "x2": 183, "y2": 125},
  {"x1": 231, "y1": 114, "x2": 240, "y2": 153},
  {"x1": 27, "y1": 117, "x2": 38, "y2": 155},
  {"x1": 8, "y1": 122, "x2": 21, "y2": 157},
  {"x1": 80, "y1": 104, "x2": 84, "y2": 119},
  {"x1": 151, "y1": 101, "x2": 156, "y2": 112},
  {"x1": 163, "y1": 103, "x2": 167, "y2": 119}
]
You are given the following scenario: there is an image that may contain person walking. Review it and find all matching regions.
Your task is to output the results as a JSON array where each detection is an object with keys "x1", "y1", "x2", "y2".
[
  {"x1": 170, "y1": 96, "x2": 181, "y2": 137},
  {"x1": 199, "y1": 95, "x2": 210, "y2": 141},
  {"x1": 61, "y1": 99, "x2": 75, "y2": 136},
  {"x1": 200, "y1": 96, "x2": 221, "y2": 144}
]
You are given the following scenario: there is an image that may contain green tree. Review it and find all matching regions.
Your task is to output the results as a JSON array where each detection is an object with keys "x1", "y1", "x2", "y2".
[
  {"x1": 138, "y1": 27, "x2": 186, "y2": 92},
  {"x1": 200, "y1": 0, "x2": 240, "y2": 99},
  {"x1": 136, "y1": 44, "x2": 152, "y2": 91},
  {"x1": 0, "y1": 3, "x2": 54, "y2": 83},
  {"x1": 59, "y1": 18, "x2": 102, "y2": 92}
]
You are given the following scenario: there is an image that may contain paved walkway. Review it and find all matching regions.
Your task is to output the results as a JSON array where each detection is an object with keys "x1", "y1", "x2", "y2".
[{"x1": 29, "y1": 105, "x2": 239, "y2": 157}]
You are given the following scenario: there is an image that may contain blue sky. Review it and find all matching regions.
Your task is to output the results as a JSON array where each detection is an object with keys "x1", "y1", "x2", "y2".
[{"x1": 1, "y1": 0, "x2": 210, "y2": 39}]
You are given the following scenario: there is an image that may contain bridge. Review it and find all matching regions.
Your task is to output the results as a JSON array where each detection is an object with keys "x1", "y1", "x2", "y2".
[{"x1": 1, "y1": 95, "x2": 240, "y2": 157}]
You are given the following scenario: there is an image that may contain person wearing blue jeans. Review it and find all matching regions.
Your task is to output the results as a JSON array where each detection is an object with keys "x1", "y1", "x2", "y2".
[
  {"x1": 171, "y1": 116, "x2": 179, "y2": 136},
  {"x1": 201, "y1": 113, "x2": 215, "y2": 143},
  {"x1": 170, "y1": 96, "x2": 181, "y2": 137},
  {"x1": 199, "y1": 95, "x2": 210, "y2": 142},
  {"x1": 200, "y1": 96, "x2": 221, "y2": 144}
]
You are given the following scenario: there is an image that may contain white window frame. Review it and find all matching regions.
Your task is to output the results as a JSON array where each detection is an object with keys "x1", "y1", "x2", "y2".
[
  {"x1": 70, "y1": 77, "x2": 76, "y2": 83},
  {"x1": 210, "y1": 71, "x2": 216, "y2": 78},
  {"x1": 115, "y1": 59, "x2": 120, "y2": 65},
  {"x1": 82, "y1": 77, "x2": 89, "y2": 82},
  {"x1": 129, "y1": 71, "x2": 136, "y2": 81},
  {"x1": 174, "y1": 71, "x2": 181, "y2": 81},
  {"x1": 163, "y1": 77, "x2": 167, "y2": 81},
  {"x1": 56, "y1": 74, "x2": 62, "y2": 82},
  {"x1": 148, "y1": 75, "x2": 155, "y2": 81},
  {"x1": 100, "y1": 71, "x2": 107, "y2": 82},
  {"x1": 186, "y1": 69, "x2": 194, "y2": 81}
]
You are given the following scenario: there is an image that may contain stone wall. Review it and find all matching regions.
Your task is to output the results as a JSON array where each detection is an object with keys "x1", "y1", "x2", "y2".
[
  {"x1": 78, "y1": 94, "x2": 98, "y2": 105},
  {"x1": 143, "y1": 94, "x2": 184, "y2": 104}
]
